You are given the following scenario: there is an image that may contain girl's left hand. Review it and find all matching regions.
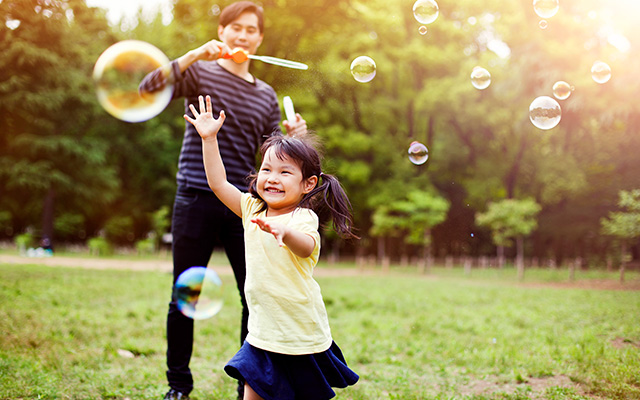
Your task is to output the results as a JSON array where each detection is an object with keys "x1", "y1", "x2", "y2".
[
  {"x1": 184, "y1": 95, "x2": 226, "y2": 140},
  {"x1": 251, "y1": 218, "x2": 287, "y2": 247}
]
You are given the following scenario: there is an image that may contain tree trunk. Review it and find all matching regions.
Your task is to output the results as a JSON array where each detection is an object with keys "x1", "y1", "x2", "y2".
[
  {"x1": 497, "y1": 245, "x2": 505, "y2": 269},
  {"x1": 620, "y1": 240, "x2": 627, "y2": 284},
  {"x1": 516, "y1": 236, "x2": 524, "y2": 281},
  {"x1": 377, "y1": 236, "x2": 385, "y2": 265},
  {"x1": 41, "y1": 187, "x2": 55, "y2": 247}
]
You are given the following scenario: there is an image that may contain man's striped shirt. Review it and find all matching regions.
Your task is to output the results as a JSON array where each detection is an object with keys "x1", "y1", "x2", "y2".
[{"x1": 141, "y1": 60, "x2": 282, "y2": 192}]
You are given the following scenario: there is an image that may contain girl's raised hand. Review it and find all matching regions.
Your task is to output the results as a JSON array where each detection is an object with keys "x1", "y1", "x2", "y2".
[{"x1": 184, "y1": 95, "x2": 226, "y2": 140}]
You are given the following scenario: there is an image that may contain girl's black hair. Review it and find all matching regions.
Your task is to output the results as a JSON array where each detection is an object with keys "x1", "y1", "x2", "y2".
[{"x1": 247, "y1": 133, "x2": 358, "y2": 239}]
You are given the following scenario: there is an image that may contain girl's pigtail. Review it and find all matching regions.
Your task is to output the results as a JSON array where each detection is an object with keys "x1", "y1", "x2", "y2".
[{"x1": 307, "y1": 173, "x2": 359, "y2": 239}]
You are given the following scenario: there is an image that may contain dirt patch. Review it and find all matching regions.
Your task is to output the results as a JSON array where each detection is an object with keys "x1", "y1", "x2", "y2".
[
  {"x1": 459, "y1": 374, "x2": 599, "y2": 399},
  {"x1": 0, "y1": 254, "x2": 364, "y2": 277},
  {"x1": 610, "y1": 337, "x2": 640, "y2": 349},
  {"x1": 520, "y1": 279, "x2": 640, "y2": 291}
]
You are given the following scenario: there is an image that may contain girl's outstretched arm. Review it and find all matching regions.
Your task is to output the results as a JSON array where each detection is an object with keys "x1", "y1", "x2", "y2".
[
  {"x1": 251, "y1": 218, "x2": 315, "y2": 258},
  {"x1": 184, "y1": 95, "x2": 242, "y2": 217}
]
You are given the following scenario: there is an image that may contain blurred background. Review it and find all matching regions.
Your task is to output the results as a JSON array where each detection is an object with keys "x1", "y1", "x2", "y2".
[{"x1": 1, "y1": 0, "x2": 639, "y2": 271}]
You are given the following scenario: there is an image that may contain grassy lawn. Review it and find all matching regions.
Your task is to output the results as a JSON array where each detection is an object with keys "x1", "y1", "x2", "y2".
[{"x1": 0, "y1": 257, "x2": 639, "y2": 399}]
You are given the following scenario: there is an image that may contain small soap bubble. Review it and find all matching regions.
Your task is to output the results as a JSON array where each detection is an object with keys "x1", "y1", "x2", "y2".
[
  {"x1": 529, "y1": 96, "x2": 561, "y2": 130},
  {"x1": 552, "y1": 81, "x2": 572, "y2": 100},
  {"x1": 591, "y1": 61, "x2": 611, "y2": 84},
  {"x1": 418, "y1": 25, "x2": 428, "y2": 35},
  {"x1": 413, "y1": 0, "x2": 439, "y2": 25},
  {"x1": 539, "y1": 19, "x2": 548, "y2": 29},
  {"x1": 408, "y1": 141, "x2": 429, "y2": 165},
  {"x1": 174, "y1": 267, "x2": 223, "y2": 320},
  {"x1": 350, "y1": 56, "x2": 376, "y2": 83},
  {"x1": 470, "y1": 233, "x2": 475, "y2": 238},
  {"x1": 470, "y1": 66, "x2": 491, "y2": 90},
  {"x1": 93, "y1": 40, "x2": 173, "y2": 123},
  {"x1": 533, "y1": 0, "x2": 559, "y2": 19}
]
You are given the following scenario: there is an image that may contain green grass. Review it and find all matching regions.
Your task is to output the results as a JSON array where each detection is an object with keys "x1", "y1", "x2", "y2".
[{"x1": 1, "y1": 259, "x2": 639, "y2": 399}]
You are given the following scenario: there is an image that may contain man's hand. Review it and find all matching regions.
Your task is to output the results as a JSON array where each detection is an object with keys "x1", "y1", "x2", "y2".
[
  {"x1": 184, "y1": 95, "x2": 226, "y2": 141},
  {"x1": 193, "y1": 39, "x2": 232, "y2": 62},
  {"x1": 283, "y1": 113, "x2": 307, "y2": 137}
]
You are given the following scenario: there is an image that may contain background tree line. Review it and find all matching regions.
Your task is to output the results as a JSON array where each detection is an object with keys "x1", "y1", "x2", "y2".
[{"x1": 1, "y1": 0, "x2": 639, "y2": 268}]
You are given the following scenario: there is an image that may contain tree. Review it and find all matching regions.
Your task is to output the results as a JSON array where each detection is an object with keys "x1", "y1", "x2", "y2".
[
  {"x1": 600, "y1": 189, "x2": 640, "y2": 283},
  {"x1": 476, "y1": 198, "x2": 541, "y2": 279},
  {"x1": 371, "y1": 189, "x2": 449, "y2": 271},
  {"x1": 0, "y1": 0, "x2": 120, "y2": 244}
]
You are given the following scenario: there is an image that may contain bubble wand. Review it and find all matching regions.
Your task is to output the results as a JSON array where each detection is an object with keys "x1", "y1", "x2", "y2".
[{"x1": 219, "y1": 47, "x2": 308, "y2": 70}]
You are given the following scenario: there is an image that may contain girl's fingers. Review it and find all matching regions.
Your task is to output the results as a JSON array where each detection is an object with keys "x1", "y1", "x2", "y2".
[
  {"x1": 198, "y1": 95, "x2": 205, "y2": 113},
  {"x1": 206, "y1": 95, "x2": 212, "y2": 113}
]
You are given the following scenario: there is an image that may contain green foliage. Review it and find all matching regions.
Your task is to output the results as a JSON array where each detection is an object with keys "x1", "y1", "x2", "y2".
[
  {"x1": 14, "y1": 232, "x2": 35, "y2": 250},
  {"x1": 1, "y1": 0, "x2": 640, "y2": 262},
  {"x1": 476, "y1": 198, "x2": 541, "y2": 246},
  {"x1": 104, "y1": 216, "x2": 135, "y2": 246},
  {"x1": 135, "y1": 237, "x2": 156, "y2": 255},
  {"x1": 601, "y1": 190, "x2": 640, "y2": 240},
  {"x1": 87, "y1": 236, "x2": 112, "y2": 255}
]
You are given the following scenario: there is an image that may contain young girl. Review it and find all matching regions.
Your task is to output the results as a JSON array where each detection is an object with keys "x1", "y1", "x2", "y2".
[{"x1": 184, "y1": 95, "x2": 359, "y2": 400}]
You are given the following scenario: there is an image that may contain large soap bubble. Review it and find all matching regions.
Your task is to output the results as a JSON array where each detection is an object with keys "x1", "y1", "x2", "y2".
[
  {"x1": 470, "y1": 67, "x2": 491, "y2": 90},
  {"x1": 552, "y1": 81, "x2": 573, "y2": 100},
  {"x1": 533, "y1": 0, "x2": 559, "y2": 19},
  {"x1": 174, "y1": 267, "x2": 223, "y2": 320},
  {"x1": 529, "y1": 96, "x2": 561, "y2": 130},
  {"x1": 408, "y1": 141, "x2": 429, "y2": 165},
  {"x1": 93, "y1": 40, "x2": 173, "y2": 123},
  {"x1": 413, "y1": 0, "x2": 439, "y2": 25},
  {"x1": 350, "y1": 56, "x2": 376, "y2": 83},
  {"x1": 591, "y1": 61, "x2": 611, "y2": 84}
]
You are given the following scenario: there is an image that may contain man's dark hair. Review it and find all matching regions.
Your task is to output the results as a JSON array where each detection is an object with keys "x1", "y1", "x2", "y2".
[{"x1": 219, "y1": 1, "x2": 264, "y2": 33}]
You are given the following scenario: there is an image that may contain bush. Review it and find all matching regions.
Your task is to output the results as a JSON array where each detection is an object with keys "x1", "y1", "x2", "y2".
[
  {"x1": 104, "y1": 216, "x2": 135, "y2": 246},
  {"x1": 135, "y1": 236, "x2": 156, "y2": 255},
  {"x1": 87, "y1": 236, "x2": 112, "y2": 256},
  {"x1": 15, "y1": 232, "x2": 35, "y2": 253}
]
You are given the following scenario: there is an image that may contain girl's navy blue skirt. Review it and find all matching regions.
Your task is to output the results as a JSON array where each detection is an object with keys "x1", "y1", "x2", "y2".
[{"x1": 224, "y1": 340, "x2": 358, "y2": 400}]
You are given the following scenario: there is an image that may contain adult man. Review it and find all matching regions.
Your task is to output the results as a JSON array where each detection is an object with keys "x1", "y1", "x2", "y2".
[{"x1": 140, "y1": 2, "x2": 307, "y2": 399}]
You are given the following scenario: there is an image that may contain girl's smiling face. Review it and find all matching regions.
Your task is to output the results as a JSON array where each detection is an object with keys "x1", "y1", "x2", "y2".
[{"x1": 256, "y1": 147, "x2": 317, "y2": 216}]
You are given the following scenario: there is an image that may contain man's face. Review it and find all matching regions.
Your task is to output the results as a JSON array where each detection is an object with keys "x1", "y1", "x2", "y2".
[{"x1": 218, "y1": 11, "x2": 263, "y2": 55}]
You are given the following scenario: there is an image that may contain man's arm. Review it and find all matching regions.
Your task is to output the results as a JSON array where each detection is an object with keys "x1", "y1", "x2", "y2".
[{"x1": 176, "y1": 40, "x2": 232, "y2": 73}]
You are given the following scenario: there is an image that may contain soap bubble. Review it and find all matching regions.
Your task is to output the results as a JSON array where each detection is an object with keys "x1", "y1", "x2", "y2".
[
  {"x1": 350, "y1": 56, "x2": 376, "y2": 83},
  {"x1": 552, "y1": 81, "x2": 572, "y2": 100},
  {"x1": 408, "y1": 141, "x2": 429, "y2": 165},
  {"x1": 539, "y1": 20, "x2": 548, "y2": 29},
  {"x1": 413, "y1": 0, "x2": 439, "y2": 25},
  {"x1": 470, "y1": 66, "x2": 491, "y2": 90},
  {"x1": 93, "y1": 40, "x2": 173, "y2": 123},
  {"x1": 418, "y1": 26, "x2": 428, "y2": 35},
  {"x1": 533, "y1": 0, "x2": 559, "y2": 19},
  {"x1": 174, "y1": 267, "x2": 223, "y2": 320},
  {"x1": 591, "y1": 61, "x2": 611, "y2": 84},
  {"x1": 529, "y1": 96, "x2": 561, "y2": 130}
]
